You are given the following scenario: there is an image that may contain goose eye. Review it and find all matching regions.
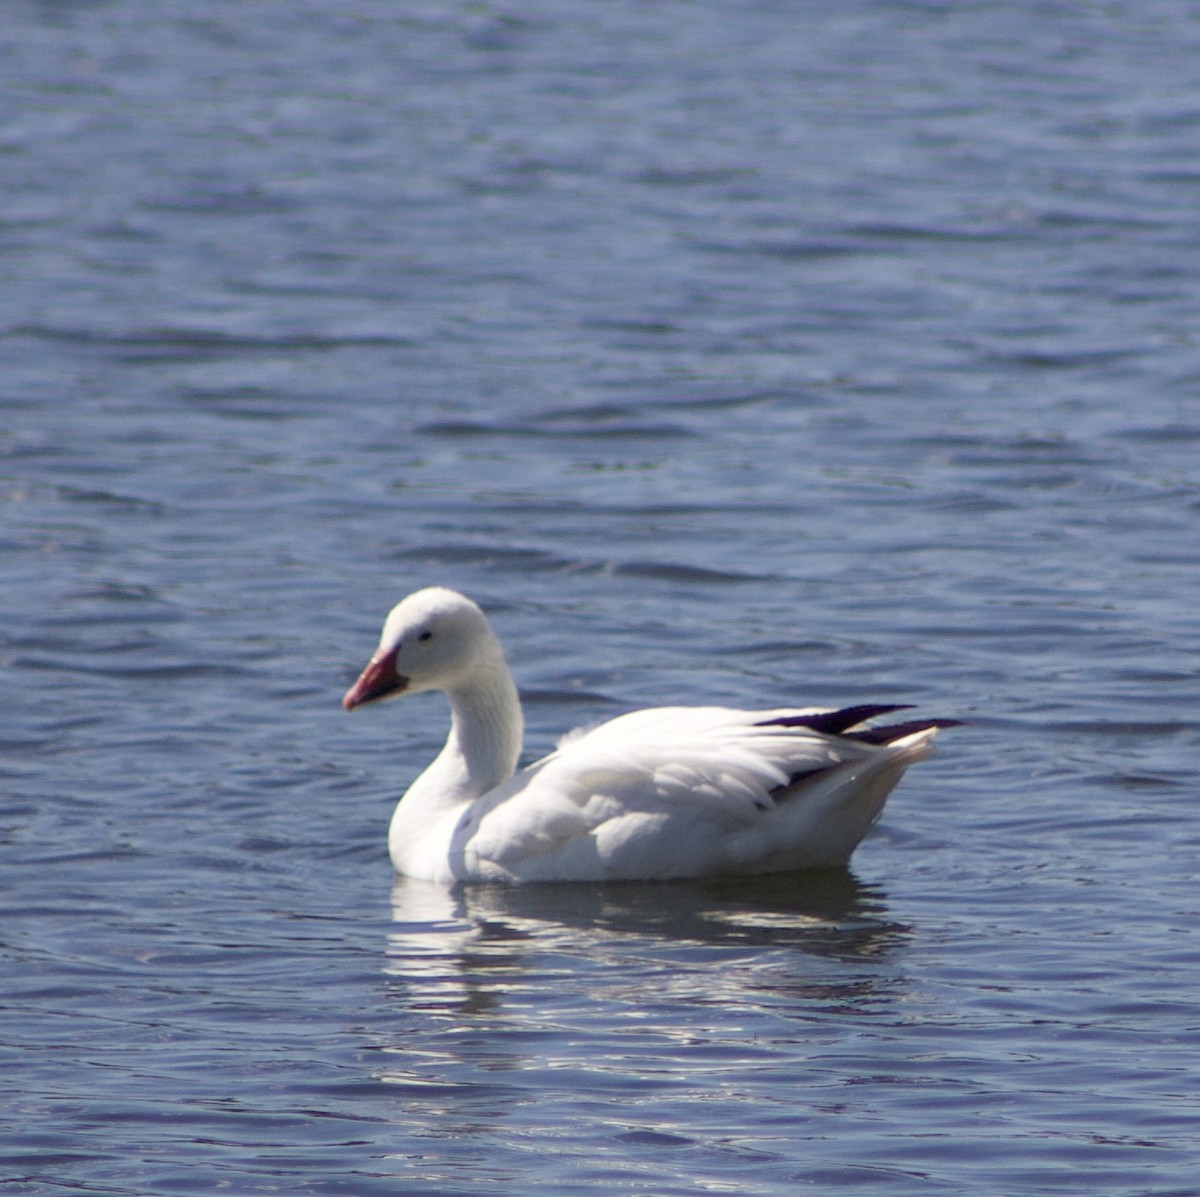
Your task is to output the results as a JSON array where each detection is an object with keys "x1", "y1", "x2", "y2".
[{"x1": 418, "y1": 631, "x2": 433, "y2": 642}]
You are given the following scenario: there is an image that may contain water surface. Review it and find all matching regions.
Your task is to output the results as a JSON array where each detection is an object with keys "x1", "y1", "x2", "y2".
[{"x1": 4, "y1": 2, "x2": 1200, "y2": 1194}]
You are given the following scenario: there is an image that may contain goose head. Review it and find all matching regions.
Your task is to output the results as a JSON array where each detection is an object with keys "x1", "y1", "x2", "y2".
[{"x1": 342, "y1": 587, "x2": 500, "y2": 711}]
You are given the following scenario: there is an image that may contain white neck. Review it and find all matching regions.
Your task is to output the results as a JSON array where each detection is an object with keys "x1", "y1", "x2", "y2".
[{"x1": 400, "y1": 653, "x2": 524, "y2": 817}]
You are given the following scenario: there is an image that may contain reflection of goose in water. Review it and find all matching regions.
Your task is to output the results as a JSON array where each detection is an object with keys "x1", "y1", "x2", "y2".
[
  {"x1": 345, "y1": 587, "x2": 957, "y2": 883},
  {"x1": 384, "y1": 870, "x2": 913, "y2": 1018},
  {"x1": 398, "y1": 869, "x2": 903, "y2": 951},
  {"x1": 377, "y1": 874, "x2": 914, "y2": 1130}
]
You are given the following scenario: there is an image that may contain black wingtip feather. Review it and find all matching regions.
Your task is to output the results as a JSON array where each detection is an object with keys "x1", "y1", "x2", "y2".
[
  {"x1": 767, "y1": 713, "x2": 961, "y2": 799},
  {"x1": 755, "y1": 704, "x2": 913, "y2": 736},
  {"x1": 844, "y1": 717, "x2": 964, "y2": 746}
]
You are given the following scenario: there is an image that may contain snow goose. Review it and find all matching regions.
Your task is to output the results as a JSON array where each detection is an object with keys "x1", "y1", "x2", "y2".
[{"x1": 343, "y1": 587, "x2": 955, "y2": 883}]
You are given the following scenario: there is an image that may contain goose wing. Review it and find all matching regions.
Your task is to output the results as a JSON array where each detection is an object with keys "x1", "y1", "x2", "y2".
[{"x1": 457, "y1": 704, "x2": 944, "y2": 879}]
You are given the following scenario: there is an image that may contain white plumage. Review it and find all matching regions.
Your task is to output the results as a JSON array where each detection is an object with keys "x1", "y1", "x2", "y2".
[{"x1": 343, "y1": 587, "x2": 954, "y2": 884}]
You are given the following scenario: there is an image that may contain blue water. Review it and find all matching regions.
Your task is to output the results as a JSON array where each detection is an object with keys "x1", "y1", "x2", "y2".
[{"x1": 4, "y1": 2, "x2": 1200, "y2": 1193}]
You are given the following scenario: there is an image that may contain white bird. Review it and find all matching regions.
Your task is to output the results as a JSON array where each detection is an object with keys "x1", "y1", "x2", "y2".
[{"x1": 343, "y1": 587, "x2": 955, "y2": 884}]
